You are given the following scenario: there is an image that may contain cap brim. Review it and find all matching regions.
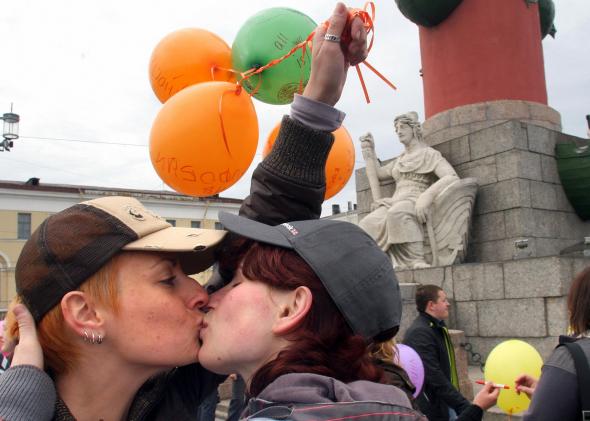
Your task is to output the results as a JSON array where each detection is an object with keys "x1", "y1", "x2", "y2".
[
  {"x1": 123, "y1": 227, "x2": 227, "y2": 275},
  {"x1": 219, "y1": 212, "x2": 293, "y2": 249}
]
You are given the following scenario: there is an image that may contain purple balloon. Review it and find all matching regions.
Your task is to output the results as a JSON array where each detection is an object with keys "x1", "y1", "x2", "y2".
[{"x1": 396, "y1": 344, "x2": 425, "y2": 397}]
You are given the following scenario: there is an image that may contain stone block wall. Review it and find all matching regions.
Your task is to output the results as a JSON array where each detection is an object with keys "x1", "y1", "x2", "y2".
[
  {"x1": 397, "y1": 256, "x2": 590, "y2": 363},
  {"x1": 421, "y1": 100, "x2": 562, "y2": 146}
]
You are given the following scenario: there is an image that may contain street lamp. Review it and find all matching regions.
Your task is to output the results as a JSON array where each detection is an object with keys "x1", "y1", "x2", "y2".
[{"x1": 0, "y1": 104, "x2": 20, "y2": 152}]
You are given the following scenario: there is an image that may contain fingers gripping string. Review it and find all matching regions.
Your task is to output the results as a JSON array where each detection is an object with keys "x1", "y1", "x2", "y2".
[{"x1": 319, "y1": 2, "x2": 396, "y2": 103}]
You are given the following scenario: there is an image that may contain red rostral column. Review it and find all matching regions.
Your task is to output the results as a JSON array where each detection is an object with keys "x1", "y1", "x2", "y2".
[{"x1": 420, "y1": 0, "x2": 548, "y2": 119}]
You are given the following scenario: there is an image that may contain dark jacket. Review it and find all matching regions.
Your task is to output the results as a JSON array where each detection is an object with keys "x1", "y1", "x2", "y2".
[
  {"x1": 523, "y1": 336, "x2": 590, "y2": 421},
  {"x1": 0, "y1": 115, "x2": 335, "y2": 421},
  {"x1": 403, "y1": 312, "x2": 470, "y2": 421},
  {"x1": 374, "y1": 358, "x2": 417, "y2": 407},
  {"x1": 243, "y1": 372, "x2": 427, "y2": 420}
]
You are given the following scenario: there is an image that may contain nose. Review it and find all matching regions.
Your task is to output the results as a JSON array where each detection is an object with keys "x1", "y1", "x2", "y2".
[{"x1": 181, "y1": 274, "x2": 209, "y2": 310}]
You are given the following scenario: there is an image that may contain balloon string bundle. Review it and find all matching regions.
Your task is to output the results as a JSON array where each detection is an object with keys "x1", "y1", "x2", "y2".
[
  {"x1": 211, "y1": 2, "x2": 397, "y2": 156},
  {"x1": 214, "y1": 1, "x2": 396, "y2": 103}
]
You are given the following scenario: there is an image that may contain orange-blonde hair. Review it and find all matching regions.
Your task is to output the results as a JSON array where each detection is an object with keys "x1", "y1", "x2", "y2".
[
  {"x1": 6, "y1": 254, "x2": 121, "y2": 375},
  {"x1": 370, "y1": 337, "x2": 397, "y2": 363}
]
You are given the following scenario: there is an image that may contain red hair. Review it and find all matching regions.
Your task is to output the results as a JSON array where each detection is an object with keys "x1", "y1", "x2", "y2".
[{"x1": 218, "y1": 238, "x2": 383, "y2": 396}]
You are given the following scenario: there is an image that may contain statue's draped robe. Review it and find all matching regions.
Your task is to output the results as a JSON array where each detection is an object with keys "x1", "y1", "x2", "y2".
[{"x1": 360, "y1": 146, "x2": 446, "y2": 269}]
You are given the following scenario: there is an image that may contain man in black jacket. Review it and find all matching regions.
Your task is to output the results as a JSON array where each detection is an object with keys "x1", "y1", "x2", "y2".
[{"x1": 403, "y1": 285, "x2": 470, "y2": 420}]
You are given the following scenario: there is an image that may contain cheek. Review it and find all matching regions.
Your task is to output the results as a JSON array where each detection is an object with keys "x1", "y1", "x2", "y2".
[
  {"x1": 118, "y1": 294, "x2": 196, "y2": 344},
  {"x1": 217, "y1": 292, "x2": 274, "y2": 336}
]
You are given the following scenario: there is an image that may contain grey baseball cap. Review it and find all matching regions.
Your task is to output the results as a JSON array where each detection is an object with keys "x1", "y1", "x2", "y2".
[{"x1": 218, "y1": 212, "x2": 402, "y2": 341}]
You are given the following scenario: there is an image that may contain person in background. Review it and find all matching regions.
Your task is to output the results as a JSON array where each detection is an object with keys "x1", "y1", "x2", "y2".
[
  {"x1": 515, "y1": 266, "x2": 590, "y2": 421},
  {"x1": 226, "y1": 374, "x2": 247, "y2": 421},
  {"x1": 372, "y1": 337, "x2": 499, "y2": 421},
  {"x1": 370, "y1": 338, "x2": 416, "y2": 403},
  {"x1": 403, "y1": 285, "x2": 471, "y2": 420},
  {"x1": 0, "y1": 320, "x2": 10, "y2": 374}
]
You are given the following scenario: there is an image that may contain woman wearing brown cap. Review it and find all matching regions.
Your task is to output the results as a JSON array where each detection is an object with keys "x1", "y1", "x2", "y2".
[{"x1": 0, "y1": 4, "x2": 370, "y2": 421}]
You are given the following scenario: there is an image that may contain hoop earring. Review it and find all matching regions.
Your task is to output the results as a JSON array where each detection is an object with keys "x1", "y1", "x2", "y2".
[
  {"x1": 83, "y1": 329, "x2": 90, "y2": 342},
  {"x1": 97, "y1": 334, "x2": 104, "y2": 344}
]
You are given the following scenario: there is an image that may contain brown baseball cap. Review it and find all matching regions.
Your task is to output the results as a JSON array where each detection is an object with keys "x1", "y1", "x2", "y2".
[{"x1": 16, "y1": 196, "x2": 227, "y2": 322}]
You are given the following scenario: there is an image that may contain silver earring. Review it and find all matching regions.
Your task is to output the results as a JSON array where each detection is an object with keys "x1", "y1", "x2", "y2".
[
  {"x1": 96, "y1": 334, "x2": 104, "y2": 344},
  {"x1": 83, "y1": 329, "x2": 90, "y2": 342},
  {"x1": 91, "y1": 331, "x2": 96, "y2": 344}
]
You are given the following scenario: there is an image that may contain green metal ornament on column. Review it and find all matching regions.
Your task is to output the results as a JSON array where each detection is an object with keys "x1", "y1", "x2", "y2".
[
  {"x1": 538, "y1": 0, "x2": 556, "y2": 39},
  {"x1": 395, "y1": 0, "x2": 556, "y2": 39},
  {"x1": 556, "y1": 138, "x2": 590, "y2": 221},
  {"x1": 394, "y1": 0, "x2": 463, "y2": 27}
]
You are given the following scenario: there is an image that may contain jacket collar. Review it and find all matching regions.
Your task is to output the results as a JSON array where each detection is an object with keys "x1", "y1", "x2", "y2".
[{"x1": 420, "y1": 311, "x2": 446, "y2": 328}]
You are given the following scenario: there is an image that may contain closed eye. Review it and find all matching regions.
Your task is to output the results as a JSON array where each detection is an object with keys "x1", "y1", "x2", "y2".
[{"x1": 160, "y1": 277, "x2": 176, "y2": 287}]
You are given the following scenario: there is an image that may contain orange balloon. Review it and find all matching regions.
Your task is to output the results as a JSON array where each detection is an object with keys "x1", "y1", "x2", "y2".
[
  {"x1": 149, "y1": 28, "x2": 235, "y2": 103},
  {"x1": 263, "y1": 122, "x2": 355, "y2": 200},
  {"x1": 150, "y1": 81, "x2": 259, "y2": 197}
]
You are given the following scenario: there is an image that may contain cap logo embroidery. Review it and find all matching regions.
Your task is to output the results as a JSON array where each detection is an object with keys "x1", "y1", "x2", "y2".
[
  {"x1": 124, "y1": 206, "x2": 145, "y2": 221},
  {"x1": 144, "y1": 209, "x2": 164, "y2": 220},
  {"x1": 281, "y1": 223, "x2": 299, "y2": 236}
]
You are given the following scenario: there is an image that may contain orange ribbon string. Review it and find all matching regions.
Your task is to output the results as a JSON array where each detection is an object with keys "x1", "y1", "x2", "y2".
[{"x1": 355, "y1": 64, "x2": 370, "y2": 103}]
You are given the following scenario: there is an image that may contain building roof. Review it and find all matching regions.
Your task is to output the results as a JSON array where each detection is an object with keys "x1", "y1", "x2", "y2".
[{"x1": 0, "y1": 179, "x2": 244, "y2": 204}]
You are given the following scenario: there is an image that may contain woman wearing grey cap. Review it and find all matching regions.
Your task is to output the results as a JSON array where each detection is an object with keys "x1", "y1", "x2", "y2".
[
  {"x1": 198, "y1": 213, "x2": 425, "y2": 420},
  {"x1": 0, "y1": 4, "x2": 372, "y2": 421}
]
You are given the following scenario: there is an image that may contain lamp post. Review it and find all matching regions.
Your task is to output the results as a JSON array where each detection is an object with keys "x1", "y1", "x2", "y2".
[{"x1": 0, "y1": 104, "x2": 20, "y2": 152}]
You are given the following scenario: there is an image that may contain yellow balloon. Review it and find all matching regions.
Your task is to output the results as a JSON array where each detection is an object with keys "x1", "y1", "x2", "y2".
[{"x1": 484, "y1": 340, "x2": 543, "y2": 415}]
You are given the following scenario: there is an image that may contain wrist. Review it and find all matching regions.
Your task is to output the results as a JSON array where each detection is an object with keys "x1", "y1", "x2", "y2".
[{"x1": 302, "y1": 78, "x2": 340, "y2": 106}]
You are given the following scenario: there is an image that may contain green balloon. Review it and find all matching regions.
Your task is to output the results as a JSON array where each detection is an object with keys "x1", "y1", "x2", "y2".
[{"x1": 232, "y1": 8, "x2": 316, "y2": 105}]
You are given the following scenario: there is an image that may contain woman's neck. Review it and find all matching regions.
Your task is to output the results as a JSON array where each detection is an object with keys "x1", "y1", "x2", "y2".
[{"x1": 55, "y1": 353, "x2": 161, "y2": 421}]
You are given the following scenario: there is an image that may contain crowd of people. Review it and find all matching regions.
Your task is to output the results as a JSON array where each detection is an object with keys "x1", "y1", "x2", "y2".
[{"x1": 0, "y1": 3, "x2": 588, "y2": 421}]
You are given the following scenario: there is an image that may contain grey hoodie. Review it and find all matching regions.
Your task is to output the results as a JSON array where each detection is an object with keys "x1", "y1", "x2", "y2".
[{"x1": 243, "y1": 373, "x2": 427, "y2": 420}]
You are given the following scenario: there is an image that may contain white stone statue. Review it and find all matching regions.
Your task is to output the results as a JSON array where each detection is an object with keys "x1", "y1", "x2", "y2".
[{"x1": 359, "y1": 112, "x2": 478, "y2": 269}]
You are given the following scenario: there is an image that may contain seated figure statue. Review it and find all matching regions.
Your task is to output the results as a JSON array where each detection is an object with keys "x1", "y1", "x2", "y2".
[{"x1": 359, "y1": 112, "x2": 477, "y2": 270}]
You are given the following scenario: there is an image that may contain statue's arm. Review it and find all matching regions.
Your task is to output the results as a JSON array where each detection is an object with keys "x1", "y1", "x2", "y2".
[
  {"x1": 360, "y1": 133, "x2": 391, "y2": 201},
  {"x1": 415, "y1": 158, "x2": 459, "y2": 224},
  {"x1": 359, "y1": 133, "x2": 394, "y2": 181}
]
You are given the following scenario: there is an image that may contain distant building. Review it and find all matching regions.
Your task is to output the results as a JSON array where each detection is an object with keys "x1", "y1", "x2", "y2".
[
  {"x1": 323, "y1": 201, "x2": 359, "y2": 225},
  {"x1": 0, "y1": 179, "x2": 242, "y2": 312}
]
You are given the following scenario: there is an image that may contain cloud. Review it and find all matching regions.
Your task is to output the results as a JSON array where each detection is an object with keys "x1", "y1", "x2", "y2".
[{"x1": 1, "y1": 0, "x2": 588, "y2": 217}]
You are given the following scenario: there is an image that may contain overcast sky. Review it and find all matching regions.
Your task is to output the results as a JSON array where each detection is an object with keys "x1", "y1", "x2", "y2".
[{"x1": 1, "y1": 1, "x2": 588, "y2": 216}]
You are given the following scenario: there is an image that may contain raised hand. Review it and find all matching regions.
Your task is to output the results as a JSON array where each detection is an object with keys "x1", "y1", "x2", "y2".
[{"x1": 303, "y1": 2, "x2": 368, "y2": 106}]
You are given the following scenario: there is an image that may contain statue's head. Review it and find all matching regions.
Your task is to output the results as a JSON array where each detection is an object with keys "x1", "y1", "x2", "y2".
[{"x1": 394, "y1": 112, "x2": 422, "y2": 145}]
